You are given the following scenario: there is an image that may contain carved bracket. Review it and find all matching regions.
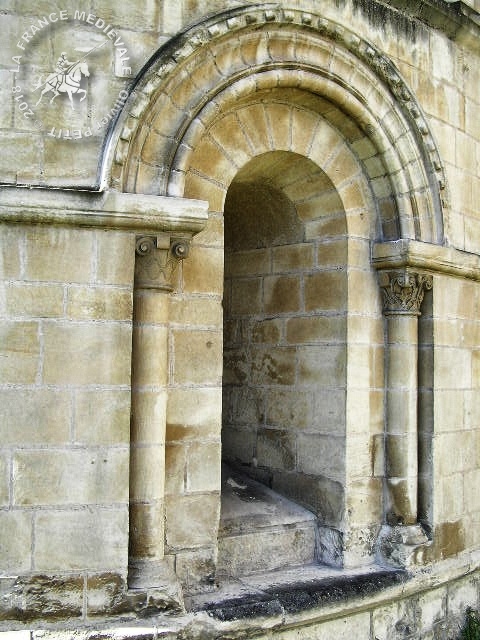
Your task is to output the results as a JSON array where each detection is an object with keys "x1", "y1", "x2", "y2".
[
  {"x1": 378, "y1": 270, "x2": 433, "y2": 316},
  {"x1": 134, "y1": 234, "x2": 190, "y2": 291}
]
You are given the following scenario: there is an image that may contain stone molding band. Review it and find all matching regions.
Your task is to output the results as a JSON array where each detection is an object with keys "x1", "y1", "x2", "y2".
[
  {"x1": 373, "y1": 239, "x2": 480, "y2": 283},
  {"x1": 0, "y1": 187, "x2": 208, "y2": 235}
]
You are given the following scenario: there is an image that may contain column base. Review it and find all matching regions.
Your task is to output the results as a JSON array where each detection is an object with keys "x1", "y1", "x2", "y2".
[
  {"x1": 376, "y1": 524, "x2": 431, "y2": 569},
  {"x1": 127, "y1": 558, "x2": 185, "y2": 613}
]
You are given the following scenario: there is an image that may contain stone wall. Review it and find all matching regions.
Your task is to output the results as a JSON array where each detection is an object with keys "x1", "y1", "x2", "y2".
[{"x1": 1, "y1": 0, "x2": 480, "y2": 636}]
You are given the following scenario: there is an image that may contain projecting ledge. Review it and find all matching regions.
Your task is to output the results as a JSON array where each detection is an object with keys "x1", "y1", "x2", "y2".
[
  {"x1": 372, "y1": 239, "x2": 480, "y2": 282},
  {"x1": 0, "y1": 186, "x2": 208, "y2": 235}
]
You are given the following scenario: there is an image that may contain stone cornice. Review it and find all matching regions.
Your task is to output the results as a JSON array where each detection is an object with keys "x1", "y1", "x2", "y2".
[
  {"x1": 385, "y1": 0, "x2": 480, "y2": 51},
  {"x1": 0, "y1": 187, "x2": 208, "y2": 235},
  {"x1": 372, "y1": 239, "x2": 480, "y2": 281}
]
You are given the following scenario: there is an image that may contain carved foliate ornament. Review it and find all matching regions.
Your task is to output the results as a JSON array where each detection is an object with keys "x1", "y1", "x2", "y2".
[
  {"x1": 378, "y1": 270, "x2": 432, "y2": 316},
  {"x1": 134, "y1": 234, "x2": 190, "y2": 291}
]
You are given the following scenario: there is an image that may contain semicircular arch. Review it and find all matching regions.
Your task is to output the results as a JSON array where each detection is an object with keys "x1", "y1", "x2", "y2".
[{"x1": 106, "y1": 4, "x2": 447, "y2": 244}]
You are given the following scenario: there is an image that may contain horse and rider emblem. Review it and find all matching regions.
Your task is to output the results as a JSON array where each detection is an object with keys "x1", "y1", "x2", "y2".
[{"x1": 33, "y1": 42, "x2": 106, "y2": 109}]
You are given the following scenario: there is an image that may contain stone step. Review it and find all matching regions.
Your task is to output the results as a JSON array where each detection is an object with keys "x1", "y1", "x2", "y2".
[{"x1": 217, "y1": 465, "x2": 317, "y2": 578}]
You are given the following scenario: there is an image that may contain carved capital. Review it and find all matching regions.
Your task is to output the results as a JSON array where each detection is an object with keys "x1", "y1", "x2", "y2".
[
  {"x1": 134, "y1": 234, "x2": 190, "y2": 291},
  {"x1": 378, "y1": 270, "x2": 432, "y2": 316}
]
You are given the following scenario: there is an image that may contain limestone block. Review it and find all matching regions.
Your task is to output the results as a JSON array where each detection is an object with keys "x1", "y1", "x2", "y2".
[
  {"x1": 95, "y1": 232, "x2": 135, "y2": 286},
  {"x1": 74, "y1": 389, "x2": 130, "y2": 445},
  {"x1": 437, "y1": 431, "x2": 478, "y2": 476},
  {"x1": 271, "y1": 243, "x2": 314, "y2": 273},
  {"x1": 165, "y1": 443, "x2": 186, "y2": 495},
  {"x1": 222, "y1": 425, "x2": 256, "y2": 466},
  {"x1": 172, "y1": 330, "x2": 222, "y2": 385},
  {"x1": 346, "y1": 433, "x2": 375, "y2": 478},
  {"x1": 347, "y1": 389, "x2": 384, "y2": 435},
  {"x1": 67, "y1": 286, "x2": 132, "y2": 321},
  {"x1": 286, "y1": 315, "x2": 346, "y2": 344},
  {"x1": 186, "y1": 441, "x2": 221, "y2": 493},
  {"x1": 182, "y1": 246, "x2": 223, "y2": 294},
  {"x1": 230, "y1": 278, "x2": 262, "y2": 315},
  {"x1": 464, "y1": 469, "x2": 480, "y2": 512},
  {"x1": 165, "y1": 494, "x2": 219, "y2": 549},
  {"x1": 222, "y1": 347, "x2": 249, "y2": 385},
  {"x1": 0, "y1": 388, "x2": 70, "y2": 445},
  {"x1": 0, "y1": 573, "x2": 85, "y2": 624},
  {"x1": 225, "y1": 249, "x2": 270, "y2": 277},
  {"x1": 2, "y1": 283, "x2": 64, "y2": 318},
  {"x1": 0, "y1": 511, "x2": 32, "y2": 572},
  {"x1": 210, "y1": 112, "x2": 253, "y2": 170},
  {"x1": 141, "y1": 130, "x2": 173, "y2": 166},
  {"x1": 223, "y1": 385, "x2": 263, "y2": 426},
  {"x1": 252, "y1": 318, "x2": 282, "y2": 344},
  {"x1": 257, "y1": 428, "x2": 296, "y2": 471},
  {"x1": 131, "y1": 325, "x2": 168, "y2": 387},
  {"x1": 297, "y1": 344, "x2": 346, "y2": 386},
  {"x1": 175, "y1": 547, "x2": 216, "y2": 594},
  {"x1": 169, "y1": 297, "x2": 222, "y2": 327},
  {"x1": 190, "y1": 213, "x2": 223, "y2": 248},
  {"x1": 24, "y1": 227, "x2": 93, "y2": 284},
  {"x1": 166, "y1": 387, "x2": 222, "y2": 439},
  {"x1": 346, "y1": 478, "x2": 383, "y2": 524},
  {"x1": 130, "y1": 444, "x2": 165, "y2": 502},
  {"x1": 44, "y1": 322, "x2": 129, "y2": 387},
  {"x1": 236, "y1": 104, "x2": 272, "y2": 156},
  {"x1": 312, "y1": 388, "x2": 346, "y2": 434},
  {"x1": 0, "y1": 454, "x2": 8, "y2": 506},
  {"x1": 134, "y1": 290, "x2": 169, "y2": 325},
  {"x1": 434, "y1": 389, "x2": 464, "y2": 432},
  {"x1": 13, "y1": 448, "x2": 129, "y2": 506},
  {"x1": 436, "y1": 473, "x2": 465, "y2": 522},
  {"x1": 291, "y1": 108, "x2": 322, "y2": 157},
  {"x1": 0, "y1": 320, "x2": 39, "y2": 383},
  {"x1": 387, "y1": 344, "x2": 418, "y2": 388},
  {"x1": 264, "y1": 103, "x2": 293, "y2": 150},
  {"x1": 128, "y1": 501, "x2": 164, "y2": 560},
  {"x1": 189, "y1": 137, "x2": 237, "y2": 188},
  {"x1": 251, "y1": 347, "x2": 296, "y2": 386},
  {"x1": 0, "y1": 133, "x2": 42, "y2": 183},
  {"x1": 296, "y1": 191, "x2": 344, "y2": 222},
  {"x1": 296, "y1": 434, "x2": 346, "y2": 484},
  {"x1": 304, "y1": 271, "x2": 347, "y2": 312},
  {"x1": 266, "y1": 388, "x2": 314, "y2": 429},
  {"x1": 161, "y1": 0, "x2": 183, "y2": 34},
  {"x1": 0, "y1": 227, "x2": 22, "y2": 279},
  {"x1": 184, "y1": 171, "x2": 227, "y2": 213},
  {"x1": 466, "y1": 96, "x2": 480, "y2": 142},
  {"x1": 43, "y1": 139, "x2": 103, "y2": 187},
  {"x1": 264, "y1": 275, "x2": 301, "y2": 314},
  {"x1": 130, "y1": 389, "x2": 166, "y2": 444},
  {"x1": 34, "y1": 507, "x2": 128, "y2": 570}
]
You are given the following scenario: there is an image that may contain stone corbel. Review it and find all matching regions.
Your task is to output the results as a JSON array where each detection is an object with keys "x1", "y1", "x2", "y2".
[{"x1": 134, "y1": 234, "x2": 191, "y2": 292}]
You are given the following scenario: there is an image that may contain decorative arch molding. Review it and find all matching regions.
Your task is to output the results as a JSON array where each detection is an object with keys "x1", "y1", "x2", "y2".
[{"x1": 106, "y1": 3, "x2": 447, "y2": 245}]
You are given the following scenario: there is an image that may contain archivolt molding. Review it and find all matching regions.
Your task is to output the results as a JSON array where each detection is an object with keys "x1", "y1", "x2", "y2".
[{"x1": 106, "y1": 3, "x2": 447, "y2": 244}]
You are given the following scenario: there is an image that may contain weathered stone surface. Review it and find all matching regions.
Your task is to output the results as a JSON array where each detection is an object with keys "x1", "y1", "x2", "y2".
[{"x1": 0, "y1": 574, "x2": 83, "y2": 622}]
